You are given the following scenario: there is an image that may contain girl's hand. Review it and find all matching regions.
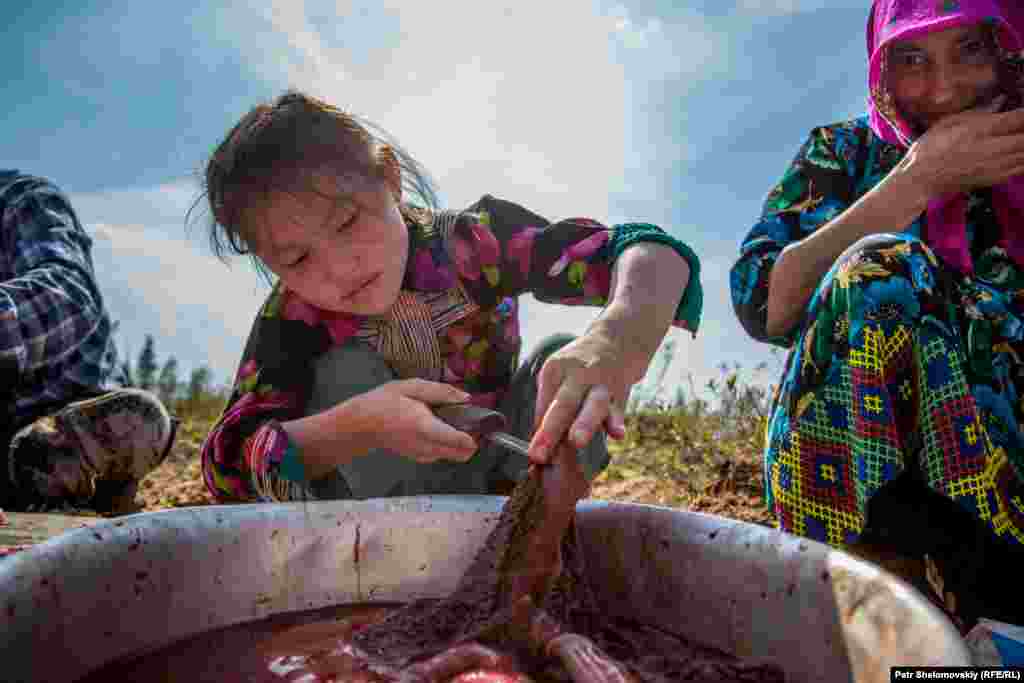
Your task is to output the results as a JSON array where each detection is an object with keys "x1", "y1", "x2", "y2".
[
  {"x1": 346, "y1": 379, "x2": 479, "y2": 464},
  {"x1": 904, "y1": 97, "x2": 1024, "y2": 198},
  {"x1": 528, "y1": 330, "x2": 637, "y2": 465}
]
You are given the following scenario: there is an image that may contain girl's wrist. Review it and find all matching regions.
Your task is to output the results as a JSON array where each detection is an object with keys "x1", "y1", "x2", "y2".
[
  {"x1": 588, "y1": 315, "x2": 659, "y2": 384},
  {"x1": 281, "y1": 400, "x2": 374, "y2": 479},
  {"x1": 280, "y1": 418, "x2": 336, "y2": 481},
  {"x1": 324, "y1": 397, "x2": 380, "y2": 452}
]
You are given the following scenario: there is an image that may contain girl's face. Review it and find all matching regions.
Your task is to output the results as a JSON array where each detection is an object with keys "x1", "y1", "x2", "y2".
[
  {"x1": 887, "y1": 24, "x2": 1001, "y2": 131},
  {"x1": 249, "y1": 169, "x2": 409, "y2": 316}
]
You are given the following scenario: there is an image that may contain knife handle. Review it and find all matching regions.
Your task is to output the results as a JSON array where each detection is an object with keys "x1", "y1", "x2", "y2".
[{"x1": 432, "y1": 403, "x2": 509, "y2": 439}]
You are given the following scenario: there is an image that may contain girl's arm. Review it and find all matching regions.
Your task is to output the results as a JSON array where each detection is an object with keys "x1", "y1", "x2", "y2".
[
  {"x1": 527, "y1": 242, "x2": 690, "y2": 461},
  {"x1": 576, "y1": 242, "x2": 690, "y2": 398},
  {"x1": 453, "y1": 194, "x2": 702, "y2": 335},
  {"x1": 443, "y1": 195, "x2": 702, "y2": 461}
]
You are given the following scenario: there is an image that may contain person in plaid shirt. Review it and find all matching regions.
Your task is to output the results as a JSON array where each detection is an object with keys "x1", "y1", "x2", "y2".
[{"x1": 0, "y1": 170, "x2": 177, "y2": 514}]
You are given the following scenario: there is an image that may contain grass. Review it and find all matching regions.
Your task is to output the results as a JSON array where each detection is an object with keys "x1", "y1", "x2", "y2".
[{"x1": 592, "y1": 407, "x2": 774, "y2": 527}]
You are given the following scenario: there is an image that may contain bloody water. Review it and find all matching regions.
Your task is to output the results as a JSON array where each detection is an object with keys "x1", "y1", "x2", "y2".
[
  {"x1": 75, "y1": 603, "x2": 398, "y2": 683},
  {"x1": 74, "y1": 600, "x2": 783, "y2": 683}
]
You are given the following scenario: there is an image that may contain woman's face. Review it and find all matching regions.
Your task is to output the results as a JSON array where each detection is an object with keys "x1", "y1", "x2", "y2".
[{"x1": 887, "y1": 23, "x2": 1001, "y2": 131}]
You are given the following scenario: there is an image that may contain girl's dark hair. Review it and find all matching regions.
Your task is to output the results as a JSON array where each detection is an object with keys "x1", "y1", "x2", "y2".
[{"x1": 193, "y1": 90, "x2": 439, "y2": 277}]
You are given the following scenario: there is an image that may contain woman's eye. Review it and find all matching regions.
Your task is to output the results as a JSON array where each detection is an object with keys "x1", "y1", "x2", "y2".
[
  {"x1": 962, "y1": 40, "x2": 994, "y2": 61},
  {"x1": 896, "y1": 53, "x2": 927, "y2": 68},
  {"x1": 285, "y1": 254, "x2": 308, "y2": 268}
]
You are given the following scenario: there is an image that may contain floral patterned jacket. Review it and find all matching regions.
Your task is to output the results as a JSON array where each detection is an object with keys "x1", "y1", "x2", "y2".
[{"x1": 202, "y1": 194, "x2": 702, "y2": 502}]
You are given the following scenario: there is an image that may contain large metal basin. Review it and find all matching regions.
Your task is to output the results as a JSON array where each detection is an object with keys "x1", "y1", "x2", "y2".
[{"x1": 0, "y1": 497, "x2": 970, "y2": 682}]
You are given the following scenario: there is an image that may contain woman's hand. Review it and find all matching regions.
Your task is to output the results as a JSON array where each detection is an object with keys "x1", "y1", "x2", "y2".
[
  {"x1": 903, "y1": 97, "x2": 1024, "y2": 198},
  {"x1": 527, "y1": 329, "x2": 634, "y2": 465},
  {"x1": 344, "y1": 379, "x2": 479, "y2": 464}
]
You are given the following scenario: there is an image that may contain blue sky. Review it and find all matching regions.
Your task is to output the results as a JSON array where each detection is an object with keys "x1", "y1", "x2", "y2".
[{"x1": 4, "y1": 0, "x2": 871, "y2": 397}]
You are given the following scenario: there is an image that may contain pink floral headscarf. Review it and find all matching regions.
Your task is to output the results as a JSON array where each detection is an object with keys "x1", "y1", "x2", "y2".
[{"x1": 867, "y1": 0, "x2": 1024, "y2": 274}]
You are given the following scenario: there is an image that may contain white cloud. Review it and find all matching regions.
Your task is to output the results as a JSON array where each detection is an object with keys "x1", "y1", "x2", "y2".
[
  {"x1": 214, "y1": 0, "x2": 724, "y2": 222},
  {"x1": 72, "y1": 182, "x2": 272, "y2": 386},
  {"x1": 608, "y1": 4, "x2": 719, "y2": 81},
  {"x1": 735, "y1": 0, "x2": 810, "y2": 14},
  {"x1": 73, "y1": 178, "x2": 203, "y2": 231},
  {"x1": 733, "y1": 0, "x2": 828, "y2": 15},
  {"x1": 258, "y1": 1, "x2": 351, "y2": 90},
  {"x1": 734, "y1": 0, "x2": 865, "y2": 17}
]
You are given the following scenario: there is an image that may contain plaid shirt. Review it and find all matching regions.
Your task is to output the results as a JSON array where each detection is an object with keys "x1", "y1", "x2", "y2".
[{"x1": 0, "y1": 170, "x2": 119, "y2": 429}]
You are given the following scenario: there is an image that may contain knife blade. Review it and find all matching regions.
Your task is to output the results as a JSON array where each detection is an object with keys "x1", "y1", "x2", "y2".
[{"x1": 432, "y1": 403, "x2": 531, "y2": 457}]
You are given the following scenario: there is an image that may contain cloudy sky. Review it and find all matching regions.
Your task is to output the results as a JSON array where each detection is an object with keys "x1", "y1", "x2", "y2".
[{"x1": 4, "y1": 0, "x2": 871, "y2": 398}]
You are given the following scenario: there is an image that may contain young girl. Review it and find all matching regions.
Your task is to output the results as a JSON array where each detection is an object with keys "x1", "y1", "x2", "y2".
[
  {"x1": 199, "y1": 91, "x2": 702, "y2": 503},
  {"x1": 730, "y1": 0, "x2": 1024, "y2": 627}
]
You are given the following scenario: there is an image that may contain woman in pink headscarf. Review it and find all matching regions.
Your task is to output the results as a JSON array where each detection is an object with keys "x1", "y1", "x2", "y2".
[{"x1": 730, "y1": 0, "x2": 1024, "y2": 629}]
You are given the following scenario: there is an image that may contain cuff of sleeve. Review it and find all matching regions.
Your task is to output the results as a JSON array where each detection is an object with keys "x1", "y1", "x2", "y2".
[
  {"x1": 609, "y1": 223, "x2": 703, "y2": 336},
  {"x1": 277, "y1": 431, "x2": 307, "y2": 483},
  {"x1": 247, "y1": 420, "x2": 307, "y2": 484}
]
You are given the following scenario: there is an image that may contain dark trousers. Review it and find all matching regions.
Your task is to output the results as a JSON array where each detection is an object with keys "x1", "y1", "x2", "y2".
[{"x1": 303, "y1": 334, "x2": 610, "y2": 500}]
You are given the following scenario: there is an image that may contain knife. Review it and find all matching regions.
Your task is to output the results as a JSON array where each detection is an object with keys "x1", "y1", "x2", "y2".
[{"x1": 432, "y1": 403, "x2": 531, "y2": 457}]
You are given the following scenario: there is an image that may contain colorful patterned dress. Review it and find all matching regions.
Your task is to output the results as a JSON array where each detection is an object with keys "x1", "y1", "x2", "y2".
[
  {"x1": 731, "y1": 116, "x2": 1024, "y2": 551},
  {"x1": 203, "y1": 194, "x2": 702, "y2": 503}
]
